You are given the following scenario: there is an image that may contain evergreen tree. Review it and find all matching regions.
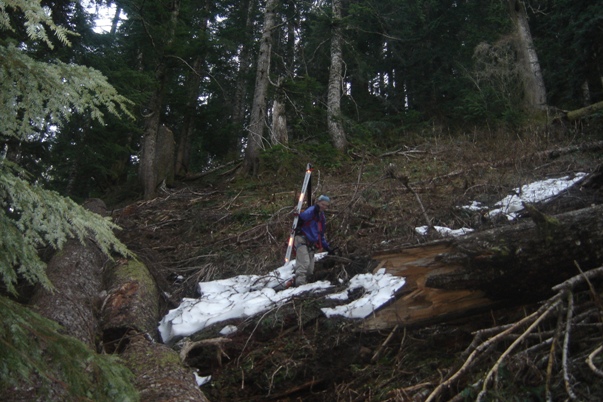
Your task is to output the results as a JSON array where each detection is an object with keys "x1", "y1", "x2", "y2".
[
  {"x1": 1, "y1": 0, "x2": 132, "y2": 294},
  {"x1": 0, "y1": 0, "x2": 138, "y2": 398}
]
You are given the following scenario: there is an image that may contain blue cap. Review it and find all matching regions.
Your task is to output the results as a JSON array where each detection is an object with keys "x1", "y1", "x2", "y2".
[{"x1": 317, "y1": 195, "x2": 331, "y2": 203}]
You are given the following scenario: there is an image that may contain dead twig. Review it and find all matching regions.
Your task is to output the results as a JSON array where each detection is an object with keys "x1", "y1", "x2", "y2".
[
  {"x1": 586, "y1": 345, "x2": 603, "y2": 378},
  {"x1": 425, "y1": 294, "x2": 562, "y2": 402},
  {"x1": 425, "y1": 266, "x2": 603, "y2": 402},
  {"x1": 371, "y1": 325, "x2": 398, "y2": 363},
  {"x1": 562, "y1": 291, "x2": 577, "y2": 400},
  {"x1": 476, "y1": 298, "x2": 562, "y2": 401}
]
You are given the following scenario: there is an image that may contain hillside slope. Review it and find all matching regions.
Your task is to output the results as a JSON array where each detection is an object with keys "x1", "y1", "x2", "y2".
[{"x1": 113, "y1": 131, "x2": 603, "y2": 401}]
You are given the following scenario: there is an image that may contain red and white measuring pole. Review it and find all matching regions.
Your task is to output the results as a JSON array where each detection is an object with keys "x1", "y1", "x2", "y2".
[{"x1": 284, "y1": 163, "x2": 313, "y2": 263}]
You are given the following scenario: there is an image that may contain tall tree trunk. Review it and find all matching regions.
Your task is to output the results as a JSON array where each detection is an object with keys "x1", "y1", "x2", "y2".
[
  {"x1": 110, "y1": 6, "x2": 121, "y2": 35},
  {"x1": 140, "y1": 84, "x2": 163, "y2": 200},
  {"x1": 327, "y1": 0, "x2": 347, "y2": 151},
  {"x1": 508, "y1": 0, "x2": 547, "y2": 110},
  {"x1": 271, "y1": 77, "x2": 288, "y2": 145},
  {"x1": 175, "y1": 57, "x2": 202, "y2": 177},
  {"x1": 231, "y1": 0, "x2": 256, "y2": 136},
  {"x1": 176, "y1": 2, "x2": 210, "y2": 177},
  {"x1": 243, "y1": 0, "x2": 278, "y2": 176},
  {"x1": 139, "y1": 2, "x2": 180, "y2": 199}
]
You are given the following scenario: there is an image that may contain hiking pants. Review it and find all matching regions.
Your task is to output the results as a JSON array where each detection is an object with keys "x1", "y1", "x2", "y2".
[{"x1": 294, "y1": 235, "x2": 315, "y2": 285}]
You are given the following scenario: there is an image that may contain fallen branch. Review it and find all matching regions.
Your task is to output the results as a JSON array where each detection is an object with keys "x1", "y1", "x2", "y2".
[
  {"x1": 371, "y1": 325, "x2": 398, "y2": 362},
  {"x1": 476, "y1": 298, "x2": 563, "y2": 401},
  {"x1": 586, "y1": 345, "x2": 603, "y2": 378},
  {"x1": 379, "y1": 146, "x2": 425, "y2": 158},
  {"x1": 180, "y1": 337, "x2": 232, "y2": 367},
  {"x1": 423, "y1": 266, "x2": 603, "y2": 402}
]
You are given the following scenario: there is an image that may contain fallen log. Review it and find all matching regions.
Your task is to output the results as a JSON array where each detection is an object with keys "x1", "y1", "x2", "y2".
[
  {"x1": 101, "y1": 258, "x2": 209, "y2": 400},
  {"x1": 565, "y1": 100, "x2": 603, "y2": 121},
  {"x1": 101, "y1": 259, "x2": 161, "y2": 351},
  {"x1": 28, "y1": 199, "x2": 109, "y2": 347},
  {"x1": 361, "y1": 203, "x2": 603, "y2": 331},
  {"x1": 121, "y1": 331, "x2": 210, "y2": 402}
]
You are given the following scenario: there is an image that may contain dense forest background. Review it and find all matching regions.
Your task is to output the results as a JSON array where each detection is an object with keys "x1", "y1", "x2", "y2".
[
  {"x1": 2, "y1": 0, "x2": 603, "y2": 400},
  {"x1": 3, "y1": 0, "x2": 603, "y2": 201}
]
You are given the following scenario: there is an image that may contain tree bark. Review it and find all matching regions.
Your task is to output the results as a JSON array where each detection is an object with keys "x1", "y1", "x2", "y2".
[
  {"x1": 175, "y1": 56, "x2": 203, "y2": 178},
  {"x1": 121, "y1": 332, "x2": 210, "y2": 402},
  {"x1": 139, "y1": 1, "x2": 180, "y2": 199},
  {"x1": 271, "y1": 77, "x2": 288, "y2": 145},
  {"x1": 100, "y1": 259, "x2": 209, "y2": 400},
  {"x1": 508, "y1": 0, "x2": 547, "y2": 111},
  {"x1": 243, "y1": 0, "x2": 278, "y2": 175},
  {"x1": 100, "y1": 259, "x2": 161, "y2": 351},
  {"x1": 29, "y1": 199, "x2": 109, "y2": 348},
  {"x1": 327, "y1": 0, "x2": 347, "y2": 151},
  {"x1": 231, "y1": 0, "x2": 256, "y2": 136},
  {"x1": 361, "y1": 204, "x2": 603, "y2": 331}
]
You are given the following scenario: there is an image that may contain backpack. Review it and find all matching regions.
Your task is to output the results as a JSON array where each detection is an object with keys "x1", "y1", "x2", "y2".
[{"x1": 294, "y1": 214, "x2": 306, "y2": 234}]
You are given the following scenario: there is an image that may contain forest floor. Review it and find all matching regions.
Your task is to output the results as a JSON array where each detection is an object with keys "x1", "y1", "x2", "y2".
[{"x1": 112, "y1": 126, "x2": 603, "y2": 401}]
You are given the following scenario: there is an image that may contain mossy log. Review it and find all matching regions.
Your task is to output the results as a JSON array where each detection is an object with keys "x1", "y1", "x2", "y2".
[
  {"x1": 565, "y1": 100, "x2": 603, "y2": 121},
  {"x1": 101, "y1": 259, "x2": 160, "y2": 350},
  {"x1": 28, "y1": 199, "x2": 109, "y2": 347},
  {"x1": 362, "y1": 204, "x2": 603, "y2": 331},
  {"x1": 121, "y1": 331, "x2": 210, "y2": 402}
]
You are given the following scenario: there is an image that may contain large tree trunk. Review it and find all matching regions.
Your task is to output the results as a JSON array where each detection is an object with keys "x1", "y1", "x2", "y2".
[
  {"x1": 100, "y1": 259, "x2": 161, "y2": 350},
  {"x1": 327, "y1": 0, "x2": 347, "y2": 151},
  {"x1": 139, "y1": 2, "x2": 180, "y2": 199},
  {"x1": 270, "y1": 77, "x2": 288, "y2": 145},
  {"x1": 29, "y1": 199, "x2": 109, "y2": 348},
  {"x1": 175, "y1": 56, "x2": 203, "y2": 178},
  {"x1": 101, "y1": 259, "x2": 208, "y2": 400},
  {"x1": 243, "y1": 0, "x2": 278, "y2": 176},
  {"x1": 508, "y1": 0, "x2": 547, "y2": 111},
  {"x1": 361, "y1": 203, "x2": 603, "y2": 331},
  {"x1": 175, "y1": 1, "x2": 210, "y2": 177},
  {"x1": 121, "y1": 332, "x2": 210, "y2": 402},
  {"x1": 231, "y1": 0, "x2": 256, "y2": 139}
]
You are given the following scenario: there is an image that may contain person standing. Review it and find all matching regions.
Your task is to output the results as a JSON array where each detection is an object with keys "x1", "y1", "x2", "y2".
[{"x1": 293, "y1": 195, "x2": 331, "y2": 286}]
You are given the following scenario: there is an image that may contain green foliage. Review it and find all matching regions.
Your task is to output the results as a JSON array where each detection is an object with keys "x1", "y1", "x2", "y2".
[
  {"x1": 530, "y1": 0, "x2": 603, "y2": 109},
  {"x1": 260, "y1": 144, "x2": 298, "y2": 173},
  {"x1": 0, "y1": 0, "x2": 133, "y2": 293},
  {"x1": 0, "y1": 0, "x2": 74, "y2": 48},
  {"x1": 0, "y1": 162, "x2": 132, "y2": 294},
  {"x1": 0, "y1": 296, "x2": 139, "y2": 401},
  {"x1": 0, "y1": 42, "x2": 133, "y2": 141},
  {"x1": 299, "y1": 141, "x2": 342, "y2": 169}
]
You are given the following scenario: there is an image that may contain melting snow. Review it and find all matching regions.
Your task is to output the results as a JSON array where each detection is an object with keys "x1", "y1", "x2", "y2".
[
  {"x1": 159, "y1": 173, "x2": 588, "y2": 350},
  {"x1": 158, "y1": 253, "x2": 405, "y2": 344},
  {"x1": 486, "y1": 173, "x2": 586, "y2": 220}
]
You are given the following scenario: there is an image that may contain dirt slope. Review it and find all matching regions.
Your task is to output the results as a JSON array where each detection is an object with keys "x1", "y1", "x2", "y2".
[{"x1": 111, "y1": 132, "x2": 603, "y2": 401}]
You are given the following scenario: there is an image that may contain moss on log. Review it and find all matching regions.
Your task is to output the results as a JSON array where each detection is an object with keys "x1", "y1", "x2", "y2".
[
  {"x1": 101, "y1": 259, "x2": 160, "y2": 350},
  {"x1": 121, "y1": 332, "x2": 209, "y2": 402},
  {"x1": 566, "y1": 100, "x2": 603, "y2": 121}
]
